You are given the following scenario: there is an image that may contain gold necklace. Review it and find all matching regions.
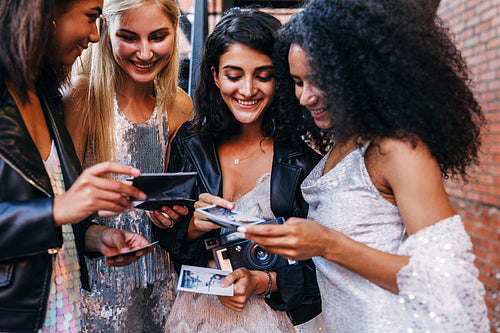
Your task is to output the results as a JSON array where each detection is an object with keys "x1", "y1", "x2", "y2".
[{"x1": 232, "y1": 144, "x2": 262, "y2": 165}]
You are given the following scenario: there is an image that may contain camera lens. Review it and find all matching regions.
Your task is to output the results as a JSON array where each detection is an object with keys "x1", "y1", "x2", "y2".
[{"x1": 245, "y1": 243, "x2": 278, "y2": 270}]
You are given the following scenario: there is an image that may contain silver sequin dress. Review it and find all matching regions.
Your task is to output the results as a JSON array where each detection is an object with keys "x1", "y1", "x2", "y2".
[
  {"x1": 80, "y1": 97, "x2": 177, "y2": 333},
  {"x1": 301, "y1": 145, "x2": 489, "y2": 333},
  {"x1": 165, "y1": 174, "x2": 295, "y2": 332}
]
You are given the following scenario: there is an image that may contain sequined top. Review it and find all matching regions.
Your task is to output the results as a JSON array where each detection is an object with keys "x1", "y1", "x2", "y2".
[
  {"x1": 40, "y1": 141, "x2": 81, "y2": 333},
  {"x1": 84, "y1": 96, "x2": 172, "y2": 291},
  {"x1": 80, "y1": 97, "x2": 177, "y2": 332},
  {"x1": 302, "y1": 145, "x2": 489, "y2": 332}
]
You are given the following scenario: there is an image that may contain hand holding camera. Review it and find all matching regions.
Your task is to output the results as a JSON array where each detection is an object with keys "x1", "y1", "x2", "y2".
[{"x1": 204, "y1": 216, "x2": 295, "y2": 272}]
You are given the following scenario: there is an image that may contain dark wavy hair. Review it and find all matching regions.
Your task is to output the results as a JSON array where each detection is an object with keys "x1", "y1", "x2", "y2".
[
  {"x1": 276, "y1": 0, "x2": 484, "y2": 180},
  {"x1": 191, "y1": 7, "x2": 306, "y2": 146},
  {"x1": 0, "y1": 0, "x2": 76, "y2": 103}
]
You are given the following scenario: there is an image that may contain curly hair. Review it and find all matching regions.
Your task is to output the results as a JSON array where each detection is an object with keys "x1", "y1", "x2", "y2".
[
  {"x1": 191, "y1": 7, "x2": 306, "y2": 146},
  {"x1": 277, "y1": 0, "x2": 484, "y2": 180}
]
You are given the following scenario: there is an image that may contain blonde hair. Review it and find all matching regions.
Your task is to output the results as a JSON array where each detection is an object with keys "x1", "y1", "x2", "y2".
[{"x1": 71, "y1": 0, "x2": 180, "y2": 165}]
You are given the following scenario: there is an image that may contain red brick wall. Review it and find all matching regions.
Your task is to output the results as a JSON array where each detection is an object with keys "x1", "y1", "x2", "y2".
[{"x1": 439, "y1": 0, "x2": 500, "y2": 331}]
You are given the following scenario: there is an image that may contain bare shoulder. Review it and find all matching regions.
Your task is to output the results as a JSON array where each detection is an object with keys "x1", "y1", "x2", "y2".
[
  {"x1": 365, "y1": 136, "x2": 453, "y2": 233},
  {"x1": 171, "y1": 88, "x2": 194, "y2": 117},
  {"x1": 364, "y1": 137, "x2": 441, "y2": 204},
  {"x1": 366, "y1": 137, "x2": 435, "y2": 171}
]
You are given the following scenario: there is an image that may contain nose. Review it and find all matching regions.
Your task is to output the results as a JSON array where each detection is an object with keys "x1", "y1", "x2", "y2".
[
  {"x1": 89, "y1": 21, "x2": 100, "y2": 43},
  {"x1": 240, "y1": 77, "x2": 256, "y2": 98},
  {"x1": 137, "y1": 40, "x2": 153, "y2": 61},
  {"x1": 299, "y1": 85, "x2": 318, "y2": 107}
]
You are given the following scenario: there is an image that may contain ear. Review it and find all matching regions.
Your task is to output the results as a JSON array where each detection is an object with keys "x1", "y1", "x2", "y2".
[{"x1": 211, "y1": 66, "x2": 221, "y2": 88}]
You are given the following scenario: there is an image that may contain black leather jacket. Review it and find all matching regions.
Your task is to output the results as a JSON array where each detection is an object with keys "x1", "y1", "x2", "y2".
[
  {"x1": 0, "y1": 76, "x2": 91, "y2": 332},
  {"x1": 156, "y1": 121, "x2": 322, "y2": 325}
]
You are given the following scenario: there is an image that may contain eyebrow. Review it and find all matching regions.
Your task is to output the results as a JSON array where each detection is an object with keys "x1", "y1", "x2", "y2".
[
  {"x1": 222, "y1": 65, "x2": 274, "y2": 71},
  {"x1": 116, "y1": 28, "x2": 171, "y2": 35}
]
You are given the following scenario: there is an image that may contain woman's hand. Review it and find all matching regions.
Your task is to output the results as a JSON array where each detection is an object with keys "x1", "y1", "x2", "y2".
[
  {"x1": 53, "y1": 162, "x2": 146, "y2": 226},
  {"x1": 238, "y1": 217, "x2": 333, "y2": 261},
  {"x1": 191, "y1": 193, "x2": 235, "y2": 233},
  {"x1": 85, "y1": 225, "x2": 152, "y2": 267},
  {"x1": 147, "y1": 205, "x2": 189, "y2": 229},
  {"x1": 217, "y1": 268, "x2": 270, "y2": 311}
]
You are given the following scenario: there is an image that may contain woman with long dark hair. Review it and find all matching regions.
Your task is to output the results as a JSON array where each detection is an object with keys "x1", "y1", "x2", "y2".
[
  {"x1": 158, "y1": 7, "x2": 323, "y2": 332},
  {"x1": 0, "y1": 1, "x2": 152, "y2": 331}
]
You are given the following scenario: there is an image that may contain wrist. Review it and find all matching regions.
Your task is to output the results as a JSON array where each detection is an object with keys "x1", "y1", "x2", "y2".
[{"x1": 258, "y1": 270, "x2": 273, "y2": 298}]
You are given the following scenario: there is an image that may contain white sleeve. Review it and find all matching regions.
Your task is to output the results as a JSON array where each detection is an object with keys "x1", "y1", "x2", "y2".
[{"x1": 396, "y1": 215, "x2": 490, "y2": 332}]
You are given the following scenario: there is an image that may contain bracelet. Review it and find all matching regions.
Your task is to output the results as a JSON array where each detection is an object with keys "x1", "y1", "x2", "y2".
[{"x1": 260, "y1": 270, "x2": 273, "y2": 298}]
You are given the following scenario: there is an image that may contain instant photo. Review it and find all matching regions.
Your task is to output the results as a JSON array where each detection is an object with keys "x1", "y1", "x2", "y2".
[{"x1": 177, "y1": 265, "x2": 234, "y2": 296}]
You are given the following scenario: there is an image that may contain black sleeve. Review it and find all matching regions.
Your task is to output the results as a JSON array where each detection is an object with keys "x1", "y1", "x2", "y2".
[
  {"x1": 266, "y1": 259, "x2": 322, "y2": 325},
  {"x1": 265, "y1": 143, "x2": 322, "y2": 325}
]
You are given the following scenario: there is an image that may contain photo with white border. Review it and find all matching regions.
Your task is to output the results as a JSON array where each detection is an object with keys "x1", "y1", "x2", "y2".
[{"x1": 177, "y1": 265, "x2": 234, "y2": 296}]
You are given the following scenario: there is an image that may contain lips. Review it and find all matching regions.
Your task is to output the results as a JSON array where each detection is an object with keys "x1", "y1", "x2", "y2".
[
  {"x1": 131, "y1": 60, "x2": 155, "y2": 70},
  {"x1": 134, "y1": 62, "x2": 154, "y2": 69},
  {"x1": 309, "y1": 107, "x2": 327, "y2": 115},
  {"x1": 236, "y1": 98, "x2": 259, "y2": 106}
]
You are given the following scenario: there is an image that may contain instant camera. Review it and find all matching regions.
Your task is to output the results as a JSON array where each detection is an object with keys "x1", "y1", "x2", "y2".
[{"x1": 204, "y1": 217, "x2": 296, "y2": 271}]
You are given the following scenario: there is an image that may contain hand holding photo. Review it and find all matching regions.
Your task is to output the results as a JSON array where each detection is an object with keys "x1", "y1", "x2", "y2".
[
  {"x1": 177, "y1": 265, "x2": 234, "y2": 296},
  {"x1": 106, "y1": 241, "x2": 159, "y2": 259},
  {"x1": 196, "y1": 205, "x2": 265, "y2": 230}
]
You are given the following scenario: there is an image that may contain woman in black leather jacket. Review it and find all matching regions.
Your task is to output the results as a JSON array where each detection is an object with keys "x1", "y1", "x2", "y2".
[
  {"x1": 153, "y1": 8, "x2": 322, "y2": 330},
  {"x1": 0, "y1": 1, "x2": 152, "y2": 331}
]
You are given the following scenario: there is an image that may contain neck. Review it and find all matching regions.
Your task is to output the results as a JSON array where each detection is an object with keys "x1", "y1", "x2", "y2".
[{"x1": 118, "y1": 79, "x2": 155, "y2": 102}]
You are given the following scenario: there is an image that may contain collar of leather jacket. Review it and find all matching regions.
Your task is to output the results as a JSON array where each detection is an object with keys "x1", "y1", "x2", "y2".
[
  {"x1": 177, "y1": 126, "x2": 320, "y2": 218},
  {"x1": 0, "y1": 75, "x2": 81, "y2": 196}
]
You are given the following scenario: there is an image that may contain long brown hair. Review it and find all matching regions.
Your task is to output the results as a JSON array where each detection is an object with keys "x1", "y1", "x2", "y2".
[{"x1": 0, "y1": 0, "x2": 75, "y2": 103}]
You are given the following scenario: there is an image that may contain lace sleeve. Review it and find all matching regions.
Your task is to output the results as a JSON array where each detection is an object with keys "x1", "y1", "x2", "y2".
[{"x1": 396, "y1": 215, "x2": 489, "y2": 332}]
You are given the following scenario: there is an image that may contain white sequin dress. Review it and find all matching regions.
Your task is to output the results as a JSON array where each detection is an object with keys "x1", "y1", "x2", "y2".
[
  {"x1": 301, "y1": 145, "x2": 489, "y2": 332},
  {"x1": 80, "y1": 97, "x2": 177, "y2": 332}
]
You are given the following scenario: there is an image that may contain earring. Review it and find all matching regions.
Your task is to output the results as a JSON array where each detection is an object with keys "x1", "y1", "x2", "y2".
[{"x1": 51, "y1": 20, "x2": 57, "y2": 37}]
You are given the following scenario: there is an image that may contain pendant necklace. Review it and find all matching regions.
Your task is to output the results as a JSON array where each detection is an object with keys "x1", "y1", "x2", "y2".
[{"x1": 233, "y1": 144, "x2": 261, "y2": 165}]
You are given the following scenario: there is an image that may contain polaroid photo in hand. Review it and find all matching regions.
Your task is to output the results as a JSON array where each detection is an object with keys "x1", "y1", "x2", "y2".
[
  {"x1": 196, "y1": 205, "x2": 265, "y2": 231},
  {"x1": 177, "y1": 265, "x2": 234, "y2": 296}
]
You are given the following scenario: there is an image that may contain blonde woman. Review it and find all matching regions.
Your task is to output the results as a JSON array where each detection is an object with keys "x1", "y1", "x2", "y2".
[{"x1": 64, "y1": 0, "x2": 193, "y2": 330}]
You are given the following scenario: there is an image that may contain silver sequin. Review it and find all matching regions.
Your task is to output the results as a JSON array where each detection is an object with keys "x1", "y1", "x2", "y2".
[
  {"x1": 302, "y1": 145, "x2": 489, "y2": 332},
  {"x1": 80, "y1": 97, "x2": 176, "y2": 332}
]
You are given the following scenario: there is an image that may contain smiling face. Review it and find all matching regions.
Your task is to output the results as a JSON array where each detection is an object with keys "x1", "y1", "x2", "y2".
[
  {"x1": 108, "y1": 2, "x2": 177, "y2": 85},
  {"x1": 50, "y1": 0, "x2": 102, "y2": 65},
  {"x1": 212, "y1": 43, "x2": 275, "y2": 126},
  {"x1": 288, "y1": 43, "x2": 333, "y2": 130}
]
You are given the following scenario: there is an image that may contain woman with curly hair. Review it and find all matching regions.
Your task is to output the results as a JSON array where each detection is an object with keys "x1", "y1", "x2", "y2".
[
  {"x1": 240, "y1": 0, "x2": 490, "y2": 331},
  {"x1": 157, "y1": 7, "x2": 323, "y2": 332}
]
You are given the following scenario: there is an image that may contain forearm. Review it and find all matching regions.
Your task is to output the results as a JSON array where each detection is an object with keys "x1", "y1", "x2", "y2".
[
  {"x1": 323, "y1": 230, "x2": 409, "y2": 293},
  {"x1": 187, "y1": 216, "x2": 208, "y2": 241},
  {"x1": 84, "y1": 224, "x2": 107, "y2": 253}
]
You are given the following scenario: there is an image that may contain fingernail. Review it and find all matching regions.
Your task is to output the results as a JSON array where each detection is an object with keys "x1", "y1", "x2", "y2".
[
  {"x1": 237, "y1": 226, "x2": 247, "y2": 233},
  {"x1": 236, "y1": 232, "x2": 245, "y2": 239},
  {"x1": 138, "y1": 192, "x2": 147, "y2": 200},
  {"x1": 220, "y1": 280, "x2": 228, "y2": 288}
]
